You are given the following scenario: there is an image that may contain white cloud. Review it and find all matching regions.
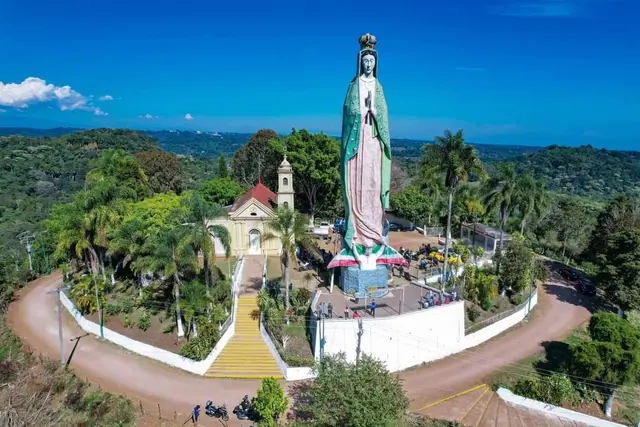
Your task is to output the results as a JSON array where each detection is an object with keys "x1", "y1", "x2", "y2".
[
  {"x1": 99, "y1": 95, "x2": 114, "y2": 101},
  {"x1": 185, "y1": 113, "x2": 194, "y2": 120},
  {"x1": 0, "y1": 77, "x2": 107, "y2": 116},
  {"x1": 139, "y1": 113, "x2": 155, "y2": 119}
]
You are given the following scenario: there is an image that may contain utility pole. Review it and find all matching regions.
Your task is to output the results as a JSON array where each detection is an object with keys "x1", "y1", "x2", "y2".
[
  {"x1": 19, "y1": 232, "x2": 36, "y2": 272},
  {"x1": 47, "y1": 285, "x2": 71, "y2": 366},
  {"x1": 355, "y1": 317, "x2": 363, "y2": 365}
]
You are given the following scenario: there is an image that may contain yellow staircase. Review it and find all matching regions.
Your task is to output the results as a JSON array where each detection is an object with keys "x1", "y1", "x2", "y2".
[{"x1": 206, "y1": 295, "x2": 283, "y2": 379}]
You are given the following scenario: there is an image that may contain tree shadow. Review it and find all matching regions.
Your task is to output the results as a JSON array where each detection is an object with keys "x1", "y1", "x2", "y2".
[
  {"x1": 288, "y1": 381, "x2": 313, "y2": 421},
  {"x1": 534, "y1": 340, "x2": 572, "y2": 374},
  {"x1": 543, "y1": 282, "x2": 617, "y2": 315}
]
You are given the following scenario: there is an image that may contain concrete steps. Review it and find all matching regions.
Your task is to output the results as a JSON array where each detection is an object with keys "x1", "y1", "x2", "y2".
[{"x1": 206, "y1": 295, "x2": 283, "y2": 379}]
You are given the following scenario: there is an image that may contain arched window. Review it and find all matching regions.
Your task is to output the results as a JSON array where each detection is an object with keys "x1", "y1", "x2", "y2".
[
  {"x1": 283, "y1": 177, "x2": 289, "y2": 188},
  {"x1": 283, "y1": 201, "x2": 289, "y2": 209}
]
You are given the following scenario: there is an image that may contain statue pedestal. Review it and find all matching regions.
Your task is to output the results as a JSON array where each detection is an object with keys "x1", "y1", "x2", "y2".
[{"x1": 339, "y1": 264, "x2": 389, "y2": 299}]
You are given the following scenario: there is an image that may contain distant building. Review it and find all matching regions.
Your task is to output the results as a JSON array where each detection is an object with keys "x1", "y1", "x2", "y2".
[{"x1": 207, "y1": 157, "x2": 294, "y2": 256}]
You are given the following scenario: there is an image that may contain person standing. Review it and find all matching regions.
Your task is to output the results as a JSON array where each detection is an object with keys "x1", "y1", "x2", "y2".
[
  {"x1": 370, "y1": 299, "x2": 377, "y2": 317},
  {"x1": 192, "y1": 405, "x2": 200, "y2": 424}
]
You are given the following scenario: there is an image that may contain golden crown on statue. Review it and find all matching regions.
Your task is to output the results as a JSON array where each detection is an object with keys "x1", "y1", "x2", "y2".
[{"x1": 359, "y1": 33, "x2": 377, "y2": 50}]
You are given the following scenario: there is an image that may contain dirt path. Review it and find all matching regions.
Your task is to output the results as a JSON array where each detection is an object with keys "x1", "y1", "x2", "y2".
[
  {"x1": 7, "y1": 271, "x2": 591, "y2": 424},
  {"x1": 400, "y1": 280, "x2": 592, "y2": 411}
]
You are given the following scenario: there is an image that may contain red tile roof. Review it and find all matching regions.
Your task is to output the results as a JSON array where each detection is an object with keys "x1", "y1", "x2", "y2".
[{"x1": 230, "y1": 179, "x2": 278, "y2": 212}]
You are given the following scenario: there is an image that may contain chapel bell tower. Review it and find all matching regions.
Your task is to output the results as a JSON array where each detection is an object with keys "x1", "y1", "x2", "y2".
[{"x1": 277, "y1": 156, "x2": 294, "y2": 210}]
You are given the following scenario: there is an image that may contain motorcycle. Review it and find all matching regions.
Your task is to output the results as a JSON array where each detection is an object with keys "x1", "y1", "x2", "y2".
[
  {"x1": 205, "y1": 400, "x2": 229, "y2": 421},
  {"x1": 233, "y1": 397, "x2": 256, "y2": 421}
]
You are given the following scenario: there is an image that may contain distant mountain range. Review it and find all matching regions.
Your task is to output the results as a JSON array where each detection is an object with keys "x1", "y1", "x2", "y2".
[
  {"x1": 1, "y1": 127, "x2": 638, "y2": 202},
  {"x1": 0, "y1": 127, "x2": 542, "y2": 161}
]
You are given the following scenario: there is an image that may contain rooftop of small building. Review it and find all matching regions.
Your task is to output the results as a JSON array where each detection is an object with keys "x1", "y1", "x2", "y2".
[
  {"x1": 229, "y1": 177, "x2": 278, "y2": 212},
  {"x1": 462, "y1": 222, "x2": 512, "y2": 240}
]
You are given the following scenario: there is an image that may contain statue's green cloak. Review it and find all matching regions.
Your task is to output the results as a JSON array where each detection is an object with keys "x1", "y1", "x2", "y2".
[{"x1": 340, "y1": 49, "x2": 392, "y2": 250}]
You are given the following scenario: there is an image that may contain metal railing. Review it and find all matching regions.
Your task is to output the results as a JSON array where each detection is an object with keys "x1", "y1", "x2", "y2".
[{"x1": 464, "y1": 287, "x2": 537, "y2": 335}]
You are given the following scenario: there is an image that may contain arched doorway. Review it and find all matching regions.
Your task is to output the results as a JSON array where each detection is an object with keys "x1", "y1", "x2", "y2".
[{"x1": 248, "y1": 229, "x2": 261, "y2": 255}]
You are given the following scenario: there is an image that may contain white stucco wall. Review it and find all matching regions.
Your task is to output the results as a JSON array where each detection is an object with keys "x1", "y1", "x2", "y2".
[
  {"x1": 318, "y1": 289, "x2": 538, "y2": 372},
  {"x1": 60, "y1": 256, "x2": 245, "y2": 375}
]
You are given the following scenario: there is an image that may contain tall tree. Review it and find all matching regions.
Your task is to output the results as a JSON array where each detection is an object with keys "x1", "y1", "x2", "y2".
[
  {"x1": 569, "y1": 312, "x2": 640, "y2": 417},
  {"x1": 390, "y1": 186, "x2": 433, "y2": 226},
  {"x1": 263, "y1": 207, "x2": 314, "y2": 323},
  {"x1": 217, "y1": 154, "x2": 228, "y2": 179},
  {"x1": 550, "y1": 197, "x2": 594, "y2": 261},
  {"x1": 182, "y1": 193, "x2": 231, "y2": 289},
  {"x1": 280, "y1": 129, "x2": 340, "y2": 224},
  {"x1": 421, "y1": 129, "x2": 486, "y2": 288},
  {"x1": 596, "y1": 229, "x2": 640, "y2": 312},
  {"x1": 483, "y1": 162, "x2": 519, "y2": 259},
  {"x1": 231, "y1": 129, "x2": 280, "y2": 188},
  {"x1": 134, "y1": 150, "x2": 184, "y2": 194},
  {"x1": 389, "y1": 161, "x2": 409, "y2": 195},
  {"x1": 514, "y1": 173, "x2": 550, "y2": 235},
  {"x1": 198, "y1": 177, "x2": 245, "y2": 207},
  {"x1": 296, "y1": 353, "x2": 409, "y2": 427},
  {"x1": 150, "y1": 226, "x2": 190, "y2": 338}
]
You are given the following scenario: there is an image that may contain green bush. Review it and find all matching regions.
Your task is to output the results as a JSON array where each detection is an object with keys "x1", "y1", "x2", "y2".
[
  {"x1": 105, "y1": 303, "x2": 121, "y2": 316},
  {"x1": 481, "y1": 297, "x2": 493, "y2": 311},
  {"x1": 179, "y1": 322, "x2": 220, "y2": 360},
  {"x1": 513, "y1": 373, "x2": 578, "y2": 406},
  {"x1": 284, "y1": 354, "x2": 315, "y2": 367},
  {"x1": 120, "y1": 300, "x2": 134, "y2": 314},
  {"x1": 136, "y1": 309, "x2": 151, "y2": 331},
  {"x1": 467, "y1": 306, "x2": 481, "y2": 322},
  {"x1": 123, "y1": 315, "x2": 131, "y2": 328},
  {"x1": 509, "y1": 294, "x2": 524, "y2": 306}
]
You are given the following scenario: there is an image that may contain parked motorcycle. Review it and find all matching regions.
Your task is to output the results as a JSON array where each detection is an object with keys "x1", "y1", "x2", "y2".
[
  {"x1": 233, "y1": 395, "x2": 256, "y2": 421},
  {"x1": 205, "y1": 400, "x2": 229, "y2": 421}
]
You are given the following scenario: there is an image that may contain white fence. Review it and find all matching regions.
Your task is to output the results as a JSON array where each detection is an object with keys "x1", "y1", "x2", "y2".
[
  {"x1": 60, "y1": 255, "x2": 245, "y2": 376},
  {"x1": 315, "y1": 287, "x2": 538, "y2": 372}
]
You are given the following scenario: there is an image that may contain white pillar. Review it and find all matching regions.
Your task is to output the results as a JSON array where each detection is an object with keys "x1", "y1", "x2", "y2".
[{"x1": 329, "y1": 270, "x2": 335, "y2": 293}]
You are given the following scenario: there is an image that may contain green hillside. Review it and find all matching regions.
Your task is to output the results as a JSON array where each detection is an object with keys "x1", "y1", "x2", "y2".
[{"x1": 514, "y1": 145, "x2": 640, "y2": 200}]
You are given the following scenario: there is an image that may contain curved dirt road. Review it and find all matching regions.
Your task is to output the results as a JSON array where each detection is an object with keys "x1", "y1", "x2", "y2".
[{"x1": 7, "y1": 272, "x2": 591, "y2": 423}]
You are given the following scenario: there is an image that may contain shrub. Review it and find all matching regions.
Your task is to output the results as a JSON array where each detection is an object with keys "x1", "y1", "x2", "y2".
[
  {"x1": 136, "y1": 309, "x2": 151, "y2": 331},
  {"x1": 120, "y1": 300, "x2": 134, "y2": 314},
  {"x1": 509, "y1": 294, "x2": 524, "y2": 306},
  {"x1": 105, "y1": 303, "x2": 121, "y2": 316},
  {"x1": 513, "y1": 373, "x2": 578, "y2": 406},
  {"x1": 123, "y1": 315, "x2": 131, "y2": 328},
  {"x1": 534, "y1": 259, "x2": 550, "y2": 283},
  {"x1": 481, "y1": 297, "x2": 493, "y2": 311},
  {"x1": 253, "y1": 377, "x2": 289, "y2": 426},
  {"x1": 467, "y1": 306, "x2": 481, "y2": 322},
  {"x1": 162, "y1": 323, "x2": 175, "y2": 334},
  {"x1": 284, "y1": 354, "x2": 315, "y2": 367},
  {"x1": 179, "y1": 322, "x2": 220, "y2": 360}
]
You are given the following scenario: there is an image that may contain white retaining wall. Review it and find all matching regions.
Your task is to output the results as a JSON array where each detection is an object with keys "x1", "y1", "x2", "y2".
[
  {"x1": 317, "y1": 288, "x2": 538, "y2": 372},
  {"x1": 497, "y1": 388, "x2": 626, "y2": 427},
  {"x1": 60, "y1": 256, "x2": 245, "y2": 376}
]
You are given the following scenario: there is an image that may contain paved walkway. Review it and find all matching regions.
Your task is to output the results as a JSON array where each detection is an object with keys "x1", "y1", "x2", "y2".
[{"x1": 7, "y1": 269, "x2": 591, "y2": 425}]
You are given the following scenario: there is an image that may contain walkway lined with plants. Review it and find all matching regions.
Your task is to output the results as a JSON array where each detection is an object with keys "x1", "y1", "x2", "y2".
[{"x1": 206, "y1": 255, "x2": 283, "y2": 378}]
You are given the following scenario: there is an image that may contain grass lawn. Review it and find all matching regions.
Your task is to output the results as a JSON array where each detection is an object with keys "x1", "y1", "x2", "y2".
[
  {"x1": 267, "y1": 256, "x2": 322, "y2": 290},
  {"x1": 485, "y1": 324, "x2": 640, "y2": 425}
]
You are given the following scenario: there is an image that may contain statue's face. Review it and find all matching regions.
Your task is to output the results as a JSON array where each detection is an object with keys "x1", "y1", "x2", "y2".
[{"x1": 361, "y1": 53, "x2": 376, "y2": 77}]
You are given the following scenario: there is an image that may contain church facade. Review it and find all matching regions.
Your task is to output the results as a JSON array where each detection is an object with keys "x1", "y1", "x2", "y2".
[{"x1": 207, "y1": 157, "x2": 294, "y2": 257}]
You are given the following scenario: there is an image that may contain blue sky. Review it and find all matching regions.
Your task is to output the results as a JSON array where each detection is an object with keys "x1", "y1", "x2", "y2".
[{"x1": 1, "y1": 0, "x2": 638, "y2": 148}]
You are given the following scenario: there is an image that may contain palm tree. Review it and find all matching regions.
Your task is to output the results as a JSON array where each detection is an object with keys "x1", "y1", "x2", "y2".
[
  {"x1": 483, "y1": 163, "x2": 518, "y2": 261},
  {"x1": 179, "y1": 279, "x2": 213, "y2": 339},
  {"x1": 150, "y1": 227, "x2": 189, "y2": 338},
  {"x1": 515, "y1": 173, "x2": 550, "y2": 235},
  {"x1": 108, "y1": 217, "x2": 148, "y2": 289},
  {"x1": 263, "y1": 207, "x2": 314, "y2": 324},
  {"x1": 182, "y1": 194, "x2": 231, "y2": 289},
  {"x1": 421, "y1": 129, "x2": 486, "y2": 289}
]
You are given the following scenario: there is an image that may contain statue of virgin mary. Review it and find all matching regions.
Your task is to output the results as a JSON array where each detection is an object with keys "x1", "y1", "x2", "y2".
[{"x1": 328, "y1": 34, "x2": 407, "y2": 270}]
